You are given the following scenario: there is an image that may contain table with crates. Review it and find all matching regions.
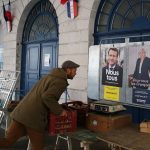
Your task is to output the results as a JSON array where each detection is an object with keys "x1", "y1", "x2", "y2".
[
  {"x1": 1, "y1": 70, "x2": 150, "y2": 150},
  {"x1": 48, "y1": 101, "x2": 92, "y2": 150},
  {"x1": 96, "y1": 124, "x2": 150, "y2": 150},
  {"x1": 27, "y1": 101, "x2": 93, "y2": 150},
  {"x1": 46, "y1": 101, "x2": 150, "y2": 150}
]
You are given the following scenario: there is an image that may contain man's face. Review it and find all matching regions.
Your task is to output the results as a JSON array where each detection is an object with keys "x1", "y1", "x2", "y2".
[
  {"x1": 107, "y1": 49, "x2": 118, "y2": 66},
  {"x1": 66, "y1": 68, "x2": 77, "y2": 79}
]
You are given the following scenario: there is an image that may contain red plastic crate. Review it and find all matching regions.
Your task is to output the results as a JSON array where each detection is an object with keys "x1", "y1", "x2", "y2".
[
  {"x1": 62, "y1": 101, "x2": 89, "y2": 127},
  {"x1": 48, "y1": 110, "x2": 77, "y2": 136}
]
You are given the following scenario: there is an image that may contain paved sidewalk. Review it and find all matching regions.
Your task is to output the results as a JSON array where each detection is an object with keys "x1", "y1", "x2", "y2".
[{"x1": 0, "y1": 128, "x2": 109, "y2": 150}]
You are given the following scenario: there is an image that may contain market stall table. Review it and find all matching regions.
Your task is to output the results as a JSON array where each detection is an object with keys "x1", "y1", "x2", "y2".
[
  {"x1": 96, "y1": 125, "x2": 150, "y2": 150},
  {"x1": 27, "y1": 125, "x2": 150, "y2": 150}
]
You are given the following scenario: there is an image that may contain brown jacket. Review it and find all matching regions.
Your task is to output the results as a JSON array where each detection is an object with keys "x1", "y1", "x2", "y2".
[{"x1": 11, "y1": 68, "x2": 68, "y2": 132}]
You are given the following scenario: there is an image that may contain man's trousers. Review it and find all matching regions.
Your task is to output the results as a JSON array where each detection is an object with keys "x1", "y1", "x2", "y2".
[{"x1": 0, "y1": 120, "x2": 45, "y2": 150}]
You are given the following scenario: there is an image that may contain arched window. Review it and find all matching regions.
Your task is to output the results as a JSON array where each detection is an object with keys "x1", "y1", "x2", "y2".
[
  {"x1": 23, "y1": 0, "x2": 58, "y2": 43},
  {"x1": 94, "y1": 0, "x2": 150, "y2": 44},
  {"x1": 21, "y1": 0, "x2": 58, "y2": 96}
]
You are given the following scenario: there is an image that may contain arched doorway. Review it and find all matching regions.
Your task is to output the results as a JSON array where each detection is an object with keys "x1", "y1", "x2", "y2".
[{"x1": 20, "y1": 0, "x2": 58, "y2": 96}]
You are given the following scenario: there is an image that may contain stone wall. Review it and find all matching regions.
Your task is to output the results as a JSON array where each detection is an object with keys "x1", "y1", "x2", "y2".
[{"x1": 0, "y1": 0, "x2": 100, "y2": 103}]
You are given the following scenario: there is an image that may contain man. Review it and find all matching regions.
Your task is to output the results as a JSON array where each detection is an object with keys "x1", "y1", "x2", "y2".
[
  {"x1": 0, "y1": 60, "x2": 80, "y2": 150},
  {"x1": 102, "y1": 47, "x2": 123, "y2": 87},
  {"x1": 132, "y1": 48, "x2": 150, "y2": 89}
]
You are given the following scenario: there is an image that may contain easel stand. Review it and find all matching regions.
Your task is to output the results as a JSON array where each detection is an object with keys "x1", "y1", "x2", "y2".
[
  {"x1": 80, "y1": 140, "x2": 93, "y2": 150},
  {"x1": 55, "y1": 134, "x2": 72, "y2": 150},
  {"x1": 54, "y1": 134, "x2": 92, "y2": 150},
  {"x1": 27, "y1": 135, "x2": 72, "y2": 150}
]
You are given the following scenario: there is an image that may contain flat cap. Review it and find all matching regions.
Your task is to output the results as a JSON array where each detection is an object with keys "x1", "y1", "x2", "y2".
[{"x1": 62, "y1": 60, "x2": 80, "y2": 69}]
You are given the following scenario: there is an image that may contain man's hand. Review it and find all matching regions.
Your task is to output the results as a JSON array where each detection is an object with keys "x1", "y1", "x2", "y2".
[{"x1": 60, "y1": 109, "x2": 68, "y2": 117}]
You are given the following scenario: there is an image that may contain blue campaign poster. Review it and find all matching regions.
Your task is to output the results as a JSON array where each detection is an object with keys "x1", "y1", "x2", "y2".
[{"x1": 132, "y1": 89, "x2": 150, "y2": 104}]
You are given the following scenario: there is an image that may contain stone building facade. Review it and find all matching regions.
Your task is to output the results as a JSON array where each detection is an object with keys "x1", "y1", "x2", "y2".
[
  {"x1": 0, "y1": 0, "x2": 100, "y2": 103},
  {"x1": 1, "y1": 0, "x2": 150, "y2": 123}
]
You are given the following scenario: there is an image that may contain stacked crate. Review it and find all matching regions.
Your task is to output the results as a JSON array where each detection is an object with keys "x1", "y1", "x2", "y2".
[
  {"x1": 62, "y1": 101, "x2": 89, "y2": 127},
  {"x1": 48, "y1": 110, "x2": 77, "y2": 136}
]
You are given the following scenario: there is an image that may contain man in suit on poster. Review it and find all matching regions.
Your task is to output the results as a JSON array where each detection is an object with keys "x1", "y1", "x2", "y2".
[{"x1": 102, "y1": 47, "x2": 123, "y2": 87}]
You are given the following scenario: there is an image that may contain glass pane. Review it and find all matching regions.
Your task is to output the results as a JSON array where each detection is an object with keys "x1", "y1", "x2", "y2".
[
  {"x1": 126, "y1": 10, "x2": 135, "y2": 21},
  {"x1": 98, "y1": 25, "x2": 107, "y2": 32},
  {"x1": 23, "y1": 0, "x2": 58, "y2": 42},
  {"x1": 130, "y1": 0, "x2": 139, "y2": 6},
  {"x1": 29, "y1": 14, "x2": 57, "y2": 41},
  {"x1": 112, "y1": 14, "x2": 122, "y2": 29},
  {"x1": 29, "y1": 47, "x2": 39, "y2": 70},
  {"x1": 102, "y1": 2, "x2": 113, "y2": 14},
  {"x1": 132, "y1": 5, "x2": 141, "y2": 17},
  {"x1": 117, "y1": 0, "x2": 129, "y2": 16},
  {"x1": 124, "y1": 20, "x2": 132, "y2": 29},
  {"x1": 108, "y1": 0, "x2": 116, "y2": 3},
  {"x1": 144, "y1": 3, "x2": 150, "y2": 17},
  {"x1": 99, "y1": 14, "x2": 109, "y2": 25}
]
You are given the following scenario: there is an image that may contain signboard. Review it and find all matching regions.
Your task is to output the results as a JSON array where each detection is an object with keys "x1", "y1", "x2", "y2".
[
  {"x1": 104, "y1": 86, "x2": 120, "y2": 101},
  {"x1": 101, "y1": 47, "x2": 124, "y2": 87},
  {"x1": 88, "y1": 36, "x2": 150, "y2": 108},
  {"x1": 44, "y1": 54, "x2": 50, "y2": 67},
  {"x1": 127, "y1": 43, "x2": 150, "y2": 106},
  {"x1": 132, "y1": 89, "x2": 150, "y2": 104}
]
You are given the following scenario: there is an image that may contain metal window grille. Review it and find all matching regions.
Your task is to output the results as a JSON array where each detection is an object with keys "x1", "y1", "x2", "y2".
[{"x1": 0, "y1": 70, "x2": 20, "y2": 124}]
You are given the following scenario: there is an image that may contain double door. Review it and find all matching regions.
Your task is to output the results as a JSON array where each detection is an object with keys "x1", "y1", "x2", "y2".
[{"x1": 22, "y1": 42, "x2": 57, "y2": 95}]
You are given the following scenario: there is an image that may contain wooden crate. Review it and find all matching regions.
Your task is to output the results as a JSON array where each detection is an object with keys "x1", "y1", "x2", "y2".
[{"x1": 86, "y1": 112, "x2": 132, "y2": 132}]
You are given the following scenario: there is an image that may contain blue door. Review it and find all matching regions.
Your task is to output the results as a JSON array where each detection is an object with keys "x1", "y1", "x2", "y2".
[
  {"x1": 25, "y1": 44, "x2": 40, "y2": 93},
  {"x1": 21, "y1": 0, "x2": 58, "y2": 97},
  {"x1": 25, "y1": 42, "x2": 57, "y2": 94}
]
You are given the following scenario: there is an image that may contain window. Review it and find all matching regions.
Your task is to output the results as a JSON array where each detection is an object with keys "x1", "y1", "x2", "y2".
[{"x1": 94, "y1": 0, "x2": 150, "y2": 44}]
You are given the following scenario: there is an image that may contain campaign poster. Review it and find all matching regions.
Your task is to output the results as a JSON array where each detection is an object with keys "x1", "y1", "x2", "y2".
[
  {"x1": 101, "y1": 47, "x2": 124, "y2": 87},
  {"x1": 132, "y1": 89, "x2": 150, "y2": 104},
  {"x1": 128, "y1": 45, "x2": 150, "y2": 104},
  {"x1": 128, "y1": 46, "x2": 150, "y2": 89}
]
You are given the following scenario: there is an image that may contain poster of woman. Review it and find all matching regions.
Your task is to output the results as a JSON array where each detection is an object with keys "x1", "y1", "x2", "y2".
[
  {"x1": 128, "y1": 44, "x2": 150, "y2": 105},
  {"x1": 128, "y1": 46, "x2": 150, "y2": 89}
]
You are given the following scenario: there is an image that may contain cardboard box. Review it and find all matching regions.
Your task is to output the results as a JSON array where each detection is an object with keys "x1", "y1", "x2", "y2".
[
  {"x1": 140, "y1": 127, "x2": 150, "y2": 133},
  {"x1": 86, "y1": 113, "x2": 132, "y2": 132},
  {"x1": 140, "y1": 121, "x2": 150, "y2": 133},
  {"x1": 140, "y1": 121, "x2": 150, "y2": 128}
]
